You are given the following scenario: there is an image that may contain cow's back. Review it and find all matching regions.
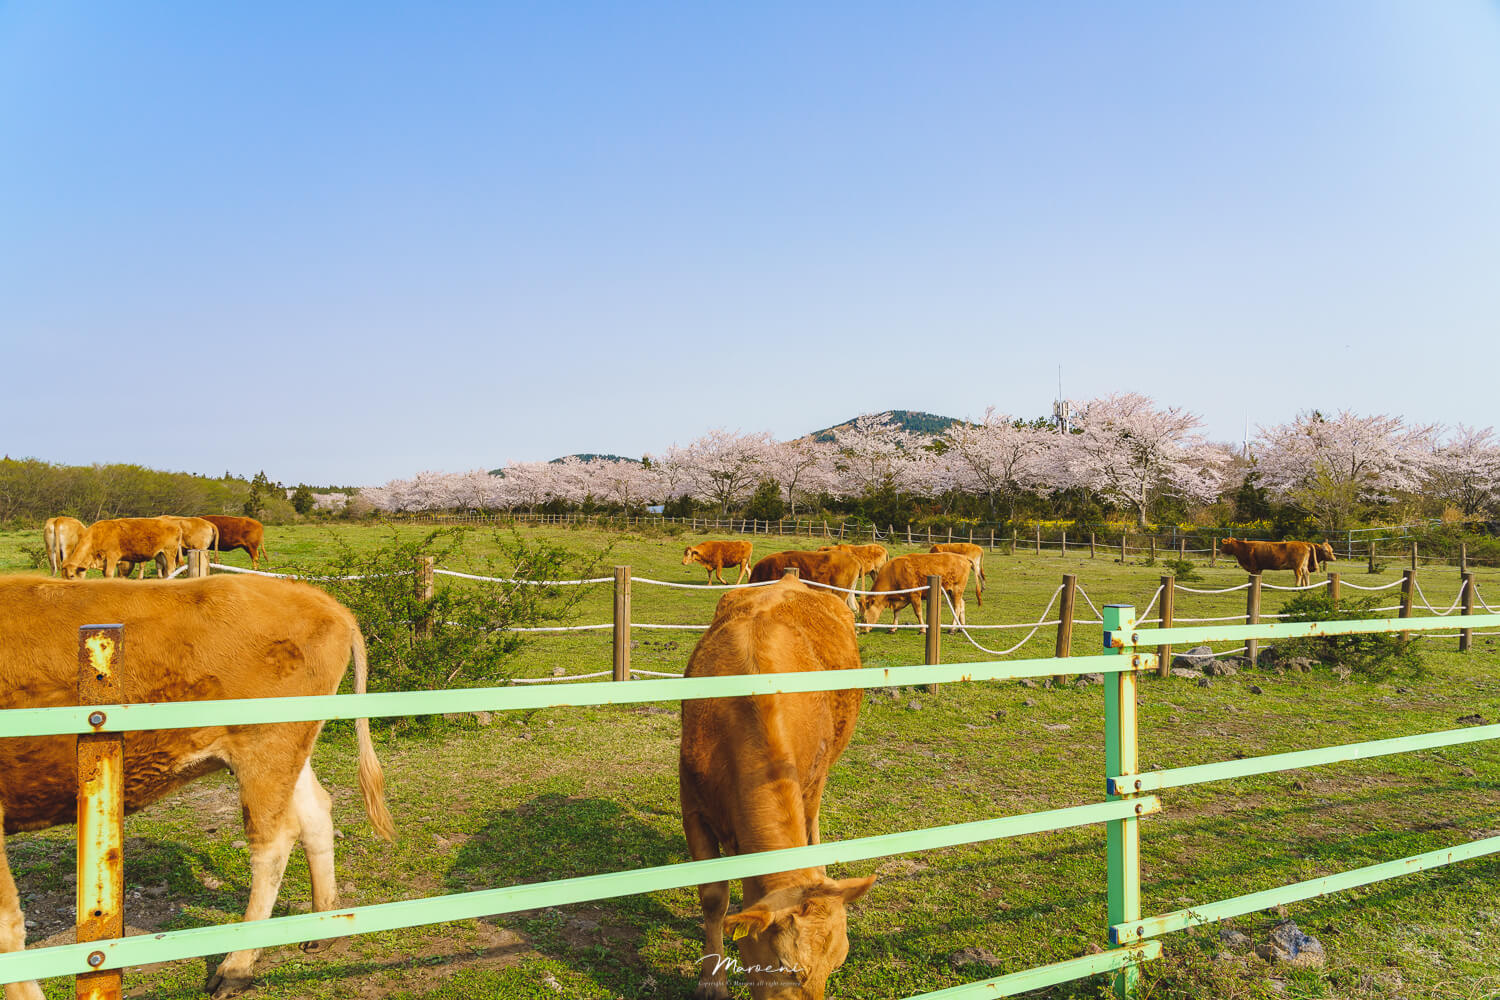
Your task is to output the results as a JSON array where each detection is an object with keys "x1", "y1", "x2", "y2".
[
  {"x1": 681, "y1": 579, "x2": 860, "y2": 837},
  {"x1": 0, "y1": 575, "x2": 358, "y2": 832}
]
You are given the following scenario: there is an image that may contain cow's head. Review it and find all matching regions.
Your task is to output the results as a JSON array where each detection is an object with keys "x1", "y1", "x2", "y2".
[
  {"x1": 722, "y1": 875, "x2": 876, "y2": 1000},
  {"x1": 856, "y1": 596, "x2": 883, "y2": 632},
  {"x1": 60, "y1": 535, "x2": 94, "y2": 579},
  {"x1": 1319, "y1": 542, "x2": 1337, "y2": 562},
  {"x1": 682, "y1": 546, "x2": 699, "y2": 566}
]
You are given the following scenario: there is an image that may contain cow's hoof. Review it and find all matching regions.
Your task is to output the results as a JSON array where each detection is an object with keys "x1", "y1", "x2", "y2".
[
  {"x1": 205, "y1": 973, "x2": 254, "y2": 998},
  {"x1": 300, "y1": 937, "x2": 333, "y2": 954}
]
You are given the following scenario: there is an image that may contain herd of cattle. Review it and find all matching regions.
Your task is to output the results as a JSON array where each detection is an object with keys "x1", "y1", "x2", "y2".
[
  {"x1": 0, "y1": 529, "x2": 1338, "y2": 1000},
  {"x1": 41, "y1": 514, "x2": 268, "y2": 579}
]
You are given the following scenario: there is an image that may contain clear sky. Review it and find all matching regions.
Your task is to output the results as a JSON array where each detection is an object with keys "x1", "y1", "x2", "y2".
[{"x1": 3, "y1": 2, "x2": 1498, "y2": 485}]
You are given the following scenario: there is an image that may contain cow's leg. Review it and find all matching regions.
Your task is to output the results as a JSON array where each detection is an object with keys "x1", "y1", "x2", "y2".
[
  {"x1": 952, "y1": 593, "x2": 967, "y2": 631},
  {"x1": 0, "y1": 817, "x2": 47, "y2": 1000},
  {"x1": 289, "y1": 762, "x2": 340, "y2": 954},
  {"x1": 206, "y1": 771, "x2": 301, "y2": 997},
  {"x1": 713, "y1": 565, "x2": 728, "y2": 585},
  {"x1": 735, "y1": 563, "x2": 749, "y2": 585},
  {"x1": 683, "y1": 810, "x2": 730, "y2": 1000}
]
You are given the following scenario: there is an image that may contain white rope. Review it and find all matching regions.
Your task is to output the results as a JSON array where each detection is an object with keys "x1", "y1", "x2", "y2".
[
  {"x1": 1477, "y1": 588, "x2": 1498, "y2": 613},
  {"x1": 630, "y1": 669, "x2": 685, "y2": 677},
  {"x1": 1074, "y1": 586, "x2": 1104, "y2": 620},
  {"x1": 165, "y1": 563, "x2": 189, "y2": 579},
  {"x1": 502, "y1": 623, "x2": 614, "y2": 632},
  {"x1": 1341, "y1": 579, "x2": 1405, "y2": 591},
  {"x1": 1413, "y1": 581, "x2": 1463, "y2": 616},
  {"x1": 940, "y1": 586, "x2": 1064, "y2": 657},
  {"x1": 632, "y1": 623, "x2": 711, "y2": 630},
  {"x1": 509, "y1": 671, "x2": 613, "y2": 684},
  {"x1": 433, "y1": 568, "x2": 612, "y2": 585},
  {"x1": 1172, "y1": 614, "x2": 1257, "y2": 624},
  {"x1": 804, "y1": 579, "x2": 928, "y2": 597},
  {"x1": 1174, "y1": 582, "x2": 1252, "y2": 594},
  {"x1": 210, "y1": 564, "x2": 295, "y2": 578},
  {"x1": 631, "y1": 576, "x2": 776, "y2": 590},
  {"x1": 1139, "y1": 586, "x2": 1164, "y2": 621},
  {"x1": 1263, "y1": 581, "x2": 1333, "y2": 592}
]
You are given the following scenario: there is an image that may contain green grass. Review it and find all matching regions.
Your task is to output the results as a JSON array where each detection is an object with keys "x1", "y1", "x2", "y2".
[{"x1": 2, "y1": 523, "x2": 1498, "y2": 999}]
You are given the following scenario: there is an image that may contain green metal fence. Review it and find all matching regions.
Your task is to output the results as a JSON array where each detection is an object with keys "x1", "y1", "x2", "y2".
[{"x1": 2, "y1": 607, "x2": 1498, "y2": 997}]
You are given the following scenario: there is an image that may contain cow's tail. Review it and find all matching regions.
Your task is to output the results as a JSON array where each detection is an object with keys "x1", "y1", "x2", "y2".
[{"x1": 352, "y1": 627, "x2": 397, "y2": 842}]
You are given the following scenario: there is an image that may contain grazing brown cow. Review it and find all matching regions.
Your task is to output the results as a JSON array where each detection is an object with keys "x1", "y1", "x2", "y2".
[
  {"x1": 41, "y1": 516, "x2": 85, "y2": 576},
  {"x1": 1219, "y1": 538, "x2": 1318, "y2": 586},
  {"x1": 817, "y1": 543, "x2": 888, "y2": 587},
  {"x1": 859, "y1": 552, "x2": 972, "y2": 633},
  {"x1": 59, "y1": 517, "x2": 184, "y2": 579},
  {"x1": 0, "y1": 575, "x2": 394, "y2": 1000},
  {"x1": 748, "y1": 550, "x2": 863, "y2": 612},
  {"x1": 680, "y1": 576, "x2": 875, "y2": 1000},
  {"x1": 200, "y1": 514, "x2": 267, "y2": 568},
  {"x1": 683, "y1": 540, "x2": 755, "y2": 585},
  {"x1": 928, "y1": 542, "x2": 985, "y2": 606}
]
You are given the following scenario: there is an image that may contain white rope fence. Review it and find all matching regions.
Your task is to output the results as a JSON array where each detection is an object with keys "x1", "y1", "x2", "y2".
[
  {"x1": 1413, "y1": 581, "x2": 1464, "y2": 617},
  {"x1": 1174, "y1": 582, "x2": 1252, "y2": 594},
  {"x1": 941, "y1": 586, "x2": 1065, "y2": 657},
  {"x1": 210, "y1": 564, "x2": 397, "y2": 582},
  {"x1": 433, "y1": 568, "x2": 613, "y2": 585},
  {"x1": 631, "y1": 576, "x2": 777, "y2": 590},
  {"x1": 1341, "y1": 578, "x2": 1405, "y2": 591}
]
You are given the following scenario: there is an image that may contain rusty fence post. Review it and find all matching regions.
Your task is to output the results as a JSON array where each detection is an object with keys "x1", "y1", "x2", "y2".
[
  {"x1": 1246, "y1": 574, "x2": 1262, "y2": 668},
  {"x1": 925, "y1": 575, "x2": 941, "y2": 695},
  {"x1": 414, "y1": 555, "x2": 435, "y2": 639},
  {"x1": 1461, "y1": 572, "x2": 1476, "y2": 652},
  {"x1": 1054, "y1": 573, "x2": 1076, "y2": 685},
  {"x1": 1400, "y1": 569, "x2": 1415, "y2": 642},
  {"x1": 77, "y1": 625, "x2": 124, "y2": 1000},
  {"x1": 1157, "y1": 575, "x2": 1174, "y2": 679},
  {"x1": 613, "y1": 566, "x2": 631, "y2": 682}
]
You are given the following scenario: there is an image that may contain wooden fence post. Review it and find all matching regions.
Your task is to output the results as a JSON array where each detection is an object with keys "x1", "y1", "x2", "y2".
[
  {"x1": 1246, "y1": 574, "x2": 1262, "y2": 668},
  {"x1": 1034, "y1": 524, "x2": 1041, "y2": 555},
  {"x1": 1054, "y1": 574, "x2": 1076, "y2": 684},
  {"x1": 1061, "y1": 531, "x2": 1067, "y2": 558},
  {"x1": 1411, "y1": 542, "x2": 1418, "y2": 571},
  {"x1": 1120, "y1": 533, "x2": 1128, "y2": 564},
  {"x1": 613, "y1": 566, "x2": 631, "y2": 682},
  {"x1": 1157, "y1": 576, "x2": 1174, "y2": 679},
  {"x1": 1400, "y1": 569, "x2": 1415, "y2": 642},
  {"x1": 1461, "y1": 571, "x2": 1476, "y2": 652},
  {"x1": 186, "y1": 549, "x2": 210, "y2": 578},
  {"x1": 990, "y1": 528, "x2": 995, "y2": 551},
  {"x1": 1090, "y1": 532, "x2": 1097, "y2": 559},
  {"x1": 947, "y1": 525, "x2": 953, "y2": 543},
  {"x1": 77, "y1": 624, "x2": 125, "y2": 1000},
  {"x1": 925, "y1": 575, "x2": 941, "y2": 695},
  {"x1": 1368, "y1": 541, "x2": 1376, "y2": 574},
  {"x1": 1460, "y1": 542, "x2": 1468, "y2": 574},
  {"x1": 414, "y1": 555, "x2": 435, "y2": 639},
  {"x1": 1149, "y1": 536, "x2": 1156, "y2": 562},
  {"x1": 1178, "y1": 538, "x2": 1186, "y2": 560},
  {"x1": 927, "y1": 525, "x2": 934, "y2": 544},
  {"x1": 969, "y1": 526, "x2": 975, "y2": 545},
  {"x1": 1327, "y1": 572, "x2": 1341, "y2": 608},
  {"x1": 838, "y1": 521, "x2": 845, "y2": 540},
  {"x1": 1010, "y1": 531, "x2": 1017, "y2": 556},
  {"x1": 784, "y1": 566, "x2": 800, "y2": 578}
]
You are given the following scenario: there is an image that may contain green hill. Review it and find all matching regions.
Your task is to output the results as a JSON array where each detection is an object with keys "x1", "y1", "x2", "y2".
[{"x1": 808, "y1": 410, "x2": 961, "y2": 442}]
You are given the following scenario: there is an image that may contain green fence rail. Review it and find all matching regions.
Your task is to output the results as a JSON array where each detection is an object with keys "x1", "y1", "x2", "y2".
[{"x1": 2, "y1": 608, "x2": 1498, "y2": 997}]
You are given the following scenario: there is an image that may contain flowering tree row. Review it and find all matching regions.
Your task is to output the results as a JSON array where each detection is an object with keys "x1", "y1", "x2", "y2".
[{"x1": 359, "y1": 396, "x2": 1500, "y2": 530}]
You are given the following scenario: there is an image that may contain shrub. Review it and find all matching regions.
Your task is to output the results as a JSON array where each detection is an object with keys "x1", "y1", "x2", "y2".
[
  {"x1": 291, "y1": 527, "x2": 608, "y2": 696},
  {"x1": 1273, "y1": 592, "x2": 1422, "y2": 680},
  {"x1": 1161, "y1": 558, "x2": 1201, "y2": 583}
]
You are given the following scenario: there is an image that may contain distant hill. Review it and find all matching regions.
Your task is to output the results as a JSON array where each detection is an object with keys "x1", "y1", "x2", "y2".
[
  {"x1": 488, "y1": 454, "x2": 641, "y2": 475},
  {"x1": 808, "y1": 410, "x2": 962, "y2": 442}
]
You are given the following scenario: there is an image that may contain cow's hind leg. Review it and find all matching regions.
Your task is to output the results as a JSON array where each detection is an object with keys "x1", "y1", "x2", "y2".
[
  {"x1": 290, "y1": 762, "x2": 340, "y2": 953},
  {"x1": 206, "y1": 768, "x2": 302, "y2": 997},
  {"x1": 0, "y1": 818, "x2": 46, "y2": 1000},
  {"x1": 683, "y1": 810, "x2": 730, "y2": 1000}
]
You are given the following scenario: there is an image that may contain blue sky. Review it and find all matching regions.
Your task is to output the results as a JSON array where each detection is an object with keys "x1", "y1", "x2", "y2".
[{"x1": 3, "y1": 2, "x2": 1497, "y2": 485}]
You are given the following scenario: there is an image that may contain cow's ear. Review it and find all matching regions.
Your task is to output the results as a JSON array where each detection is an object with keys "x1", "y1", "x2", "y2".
[
  {"x1": 832, "y1": 874, "x2": 877, "y2": 904},
  {"x1": 724, "y1": 906, "x2": 779, "y2": 941}
]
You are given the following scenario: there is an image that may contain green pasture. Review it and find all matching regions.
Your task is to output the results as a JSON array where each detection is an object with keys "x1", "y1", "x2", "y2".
[{"x1": 1, "y1": 523, "x2": 1498, "y2": 999}]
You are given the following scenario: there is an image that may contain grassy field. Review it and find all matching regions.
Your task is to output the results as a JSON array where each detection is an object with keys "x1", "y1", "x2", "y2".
[{"x1": 2, "y1": 522, "x2": 1499, "y2": 999}]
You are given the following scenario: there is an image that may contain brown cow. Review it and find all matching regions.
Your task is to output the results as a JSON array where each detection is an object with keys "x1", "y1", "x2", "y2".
[
  {"x1": 680, "y1": 576, "x2": 875, "y2": 1000},
  {"x1": 200, "y1": 514, "x2": 267, "y2": 568},
  {"x1": 859, "y1": 552, "x2": 972, "y2": 633},
  {"x1": 683, "y1": 540, "x2": 754, "y2": 585},
  {"x1": 59, "y1": 517, "x2": 184, "y2": 579},
  {"x1": 1219, "y1": 538, "x2": 1318, "y2": 586},
  {"x1": 929, "y1": 542, "x2": 985, "y2": 606},
  {"x1": 41, "y1": 516, "x2": 85, "y2": 576},
  {"x1": 817, "y1": 543, "x2": 888, "y2": 587},
  {"x1": 0, "y1": 575, "x2": 394, "y2": 1000},
  {"x1": 748, "y1": 550, "x2": 863, "y2": 612},
  {"x1": 1309, "y1": 541, "x2": 1338, "y2": 572}
]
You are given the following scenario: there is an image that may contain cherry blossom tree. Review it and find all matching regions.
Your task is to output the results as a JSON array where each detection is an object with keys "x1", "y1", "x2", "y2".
[
  {"x1": 941, "y1": 409, "x2": 1054, "y2": 521},
  {"x1": 762, "y1": 438, "x2": 838, "y2": 515},
  {"x1": 1047, "y1": 394, "x2": 1225, "y2": 527},
  {"x1": 1254, "y1": 410, "x2": 1437, "y2": 530},
  {"x1": 658, "y1": 429, "x2": 774, "y2": 514},
  {"x1": 589, "y1": 458, "x2": 664, "y2": 511},
  {"x1": 830, "y1": 413, "x2": 932, "y2": 500},
  {"x1": 1426, "y1": 425, "x2": 1500, "y2": 516}
]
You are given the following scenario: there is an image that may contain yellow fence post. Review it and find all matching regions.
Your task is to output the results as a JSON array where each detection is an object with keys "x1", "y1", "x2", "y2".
[{"x1": 76, "y1": 625, "x2": 125, "y2": 1000}]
